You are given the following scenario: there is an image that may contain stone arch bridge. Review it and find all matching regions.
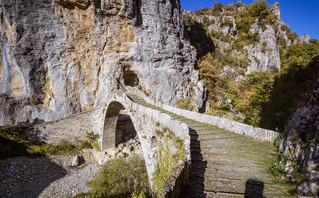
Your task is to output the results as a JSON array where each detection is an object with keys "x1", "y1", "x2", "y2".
[
  {"x1": 33, "y1": 91, "x2": 191, "y2": 187},
  {"x1": 32, "y1": 91, "x2": 289, "y2": 197}
]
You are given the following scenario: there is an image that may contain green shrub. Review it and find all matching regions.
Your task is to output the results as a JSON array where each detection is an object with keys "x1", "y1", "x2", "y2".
[
  {"x1": 131, "y1": 191, "x2": 146, "y2": 198},
  {"x1": 202, "y1": 16, "x2": 214, "y2": 28},
  {"x1": 225, "y1": 4, "x2": 235, "y2": 12},
  {"x1": 281, "y1": 24, "x2": 290, "y2": 32},
  {"x1": 220, "y1": 104, "x2": 231, "y2": 111},
  {"x1": 176, "y1": 97, "x2": 197, "y2": 111},
  {"x1": 287, "y1": 31, "x2": 298, "y2": 41},
  {"x1": 310, "y1": 38, "x2": 318, "y2": 45},
  {"x1": 279, "y1": 36, "x2": 287, "y2": 48},
  {"x1": 247, "y1": 0, "x2": 270, "y2": 19},
  {"x1": 211, "y1": 2, "x2": 224, "y2": 16},
  {"x1": 234, "y1": 0, "x2": 273, "y2": 47},
  {"x1": 86, "y1": 155, "x2": 151, "y2": 198},
  {"x1": 194, "y1": 7, "x2": 211, "y2": 16},
  {"x1": 0, "y1": 128, "x2": 28, "y2": 142},
  {"x1": 220, "y1": 19, "x2": 233, "y2": 27},
  {"x1": 85, "y1": 131, "x2": 100, "y2": 149},
  {"x1": 265, "y1": 13, "x2": 276, "y2": 24}
]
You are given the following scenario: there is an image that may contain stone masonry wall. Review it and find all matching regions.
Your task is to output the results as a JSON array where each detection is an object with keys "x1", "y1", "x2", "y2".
[
  {"x1": 30, "y1": 110, "x2": 99, "y2": 145},
  {"x1": 129, "y1": 88, "x2": 280, "y2": 142},
  {"x1": 159, "y1": 159, "x2": 191, "y2": 198}
]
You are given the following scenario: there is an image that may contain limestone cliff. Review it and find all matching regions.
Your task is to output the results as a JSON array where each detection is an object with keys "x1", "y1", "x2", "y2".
[
  {"x1": 0, "y1": 0, "x2": 205, "y2": 125},
  {"x1": 278, "y1": 79, "x2": 319, "y2": 196},
  {"x1": 184, "y1": 2, "x2": 308, "y2": 74}
]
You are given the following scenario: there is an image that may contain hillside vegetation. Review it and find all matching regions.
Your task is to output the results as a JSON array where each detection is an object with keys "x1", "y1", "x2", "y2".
[{"x1": 184, "y1": 0, "x2": 319, "y2": 131}]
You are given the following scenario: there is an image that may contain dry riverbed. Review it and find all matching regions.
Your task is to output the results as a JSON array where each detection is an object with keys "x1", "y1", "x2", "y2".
[{"x1": 0, "y1": 139, "x2": 141, "y2": 198}]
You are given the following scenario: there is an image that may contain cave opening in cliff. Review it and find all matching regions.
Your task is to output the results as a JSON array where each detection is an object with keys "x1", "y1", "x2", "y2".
[
  {"x1": 102, "y1": 101, "x2": 137, "y2": 149},
  {"x1": 123, "y1": 68, "x2": 139, "y2": 87}
]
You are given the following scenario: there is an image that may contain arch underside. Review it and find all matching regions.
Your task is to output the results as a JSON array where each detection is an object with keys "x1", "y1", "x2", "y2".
[{"x1": 102, "y1": 101, "x2": 136, "y2": 150}]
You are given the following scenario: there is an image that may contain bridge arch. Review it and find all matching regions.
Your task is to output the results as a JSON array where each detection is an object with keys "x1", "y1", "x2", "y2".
[
  {"x1": 101, "y1": 100, "x2": 136, "y2": 150},
  {"x1": 100, "y1": 93, "x2": 190, "y2": 189}
]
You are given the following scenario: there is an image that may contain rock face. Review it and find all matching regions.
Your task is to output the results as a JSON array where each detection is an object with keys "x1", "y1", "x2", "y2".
[
  {"x1": 279, "y1": 79, "x2": 319, "y2": 196},
  {"x1": 186, "y1": 2, "x2": 308, "y2": 74},
  {"x1": 0, "y1": 0, "x2": 205, "y2": 125}
]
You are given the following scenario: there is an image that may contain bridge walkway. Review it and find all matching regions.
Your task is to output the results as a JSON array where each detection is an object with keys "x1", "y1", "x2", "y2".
[{"x1": 127, "y1": 94, "x2": 293, "y2": 198}]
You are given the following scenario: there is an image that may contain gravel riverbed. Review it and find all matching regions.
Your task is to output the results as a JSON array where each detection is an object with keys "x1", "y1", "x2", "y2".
[
  {"x1": 0, "y1": 139, "x2": 142, "y2": 198},
  {"x1": 0, "y1": 155, "x2": 101, "y2": 198}
]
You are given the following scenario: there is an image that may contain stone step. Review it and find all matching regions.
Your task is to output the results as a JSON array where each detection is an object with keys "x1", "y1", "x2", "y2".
[
  {"x1": 191, "y1": 156, "x2": 266, "y2": 169},
  {"x1": 189, "y1": 132, "x2": 232, "y2": 140},
  {"x1": 202, "y1": 166, "x2": 269, "y2": 178},
  {"x1": 194, "y1": 129, "x2": 228, "y2": 134},
  {"x1": 190, "y1": 139, "x2": 252, "y2": 149},
  {"x1": 189, "y1": 129, "x2": 224, "y2": 135},
  {"x1": 199, "y1": 140, "x2": 273, "y2": 150},
  {"x1": 202, "y1": 178, "x2": 290, "y2": 198},
  {"x1": 192, "y1": 168, "x2": 273, "y2": 183},
  {"x1": 192, "y1": 127, "x2": 227, "y2": 133},
  {"x1": 204, "y1": 191, "x2": 245, "y2": 198},
  {"x1": 201, "y1": 150, "x2": 270, "y2": 160},
  {"x1": 200, "y1": 141, "x2": 273, "y2": 151},
  {"x1": 197, "y1": 133, "x2": 243, "y2": 141},
  {"x1": 191, "y1": 150, "x2": 272, "y2": 161},
  {"x1": 198, "y1": 135, "x2": 250, "y2": 142},
  {"x1": 185, "y1": 177, "x2": 247, "y2": 195},
  {"x1": 196, "y1": 137, "x2": 259, "y2": 148}
]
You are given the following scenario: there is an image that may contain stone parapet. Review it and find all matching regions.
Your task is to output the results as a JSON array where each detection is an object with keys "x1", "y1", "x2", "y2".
[{"x1": 128, "y1": 89, "x2": 280, "y2": 142}]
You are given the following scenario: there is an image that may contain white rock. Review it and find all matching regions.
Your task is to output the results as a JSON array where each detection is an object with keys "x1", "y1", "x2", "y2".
[
  {"x1": 71, "y1": 155, "x2": 80, "y2": 167},
  {"x1": 122, "y1": 146, "x2": 132, "y2": 155},
  {"x1": 108, "y1": 148, "x2": 120, "y2": 157}
]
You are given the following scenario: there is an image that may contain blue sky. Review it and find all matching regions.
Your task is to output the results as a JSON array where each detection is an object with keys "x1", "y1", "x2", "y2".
[{"x1": 180, "y1": 0, "x2": 319, "y2": 40}]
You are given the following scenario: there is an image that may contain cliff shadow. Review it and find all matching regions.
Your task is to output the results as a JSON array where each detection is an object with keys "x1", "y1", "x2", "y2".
[
  {"x1": 181, "y1": 127, "x2": 207, "y2": 197},
  {"x1": 0, "y1": 125, "x2": 67, "y2": 197},
  {"x1": 0, "y1": 156, "x2": 67, "y2": 198},
  {"x1": 0, "y1": 124, "x2": 42, "y2": 159},
  {"x1": 259, "y1": 55, "x2": 319, "y2": 132},
  {"x1": 185, "y1": 20, "x2": 215, "y2": 61}
]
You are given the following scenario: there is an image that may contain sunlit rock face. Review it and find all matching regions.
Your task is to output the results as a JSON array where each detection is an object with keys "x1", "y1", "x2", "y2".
[
  {"x1": 0, "y1": 0, "x2": 205, "y2": 125},
  {"x1": 188, "y1": 2, "x2": 310, "y2": 74}
]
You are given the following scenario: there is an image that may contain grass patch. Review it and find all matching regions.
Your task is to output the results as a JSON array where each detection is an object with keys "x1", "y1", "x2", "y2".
[
  {"x1": 152, "y1": 126, "x2": 187, "y2": 195},
  {"x1": 152, "y1": 141, "x2": 175, "y2": 195},
  {"x1": 0, "y1": 128, "x2": 99, "y2": 158},
  {"x1": 152, "y1": 138, "x2": 186, "y2": 195},
  {"x1": 75, "y1": 154, "x2": 151, "y2": 198},
  {"x1": 262, "y1": 147, "x2": 303, "y2": 195}
]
